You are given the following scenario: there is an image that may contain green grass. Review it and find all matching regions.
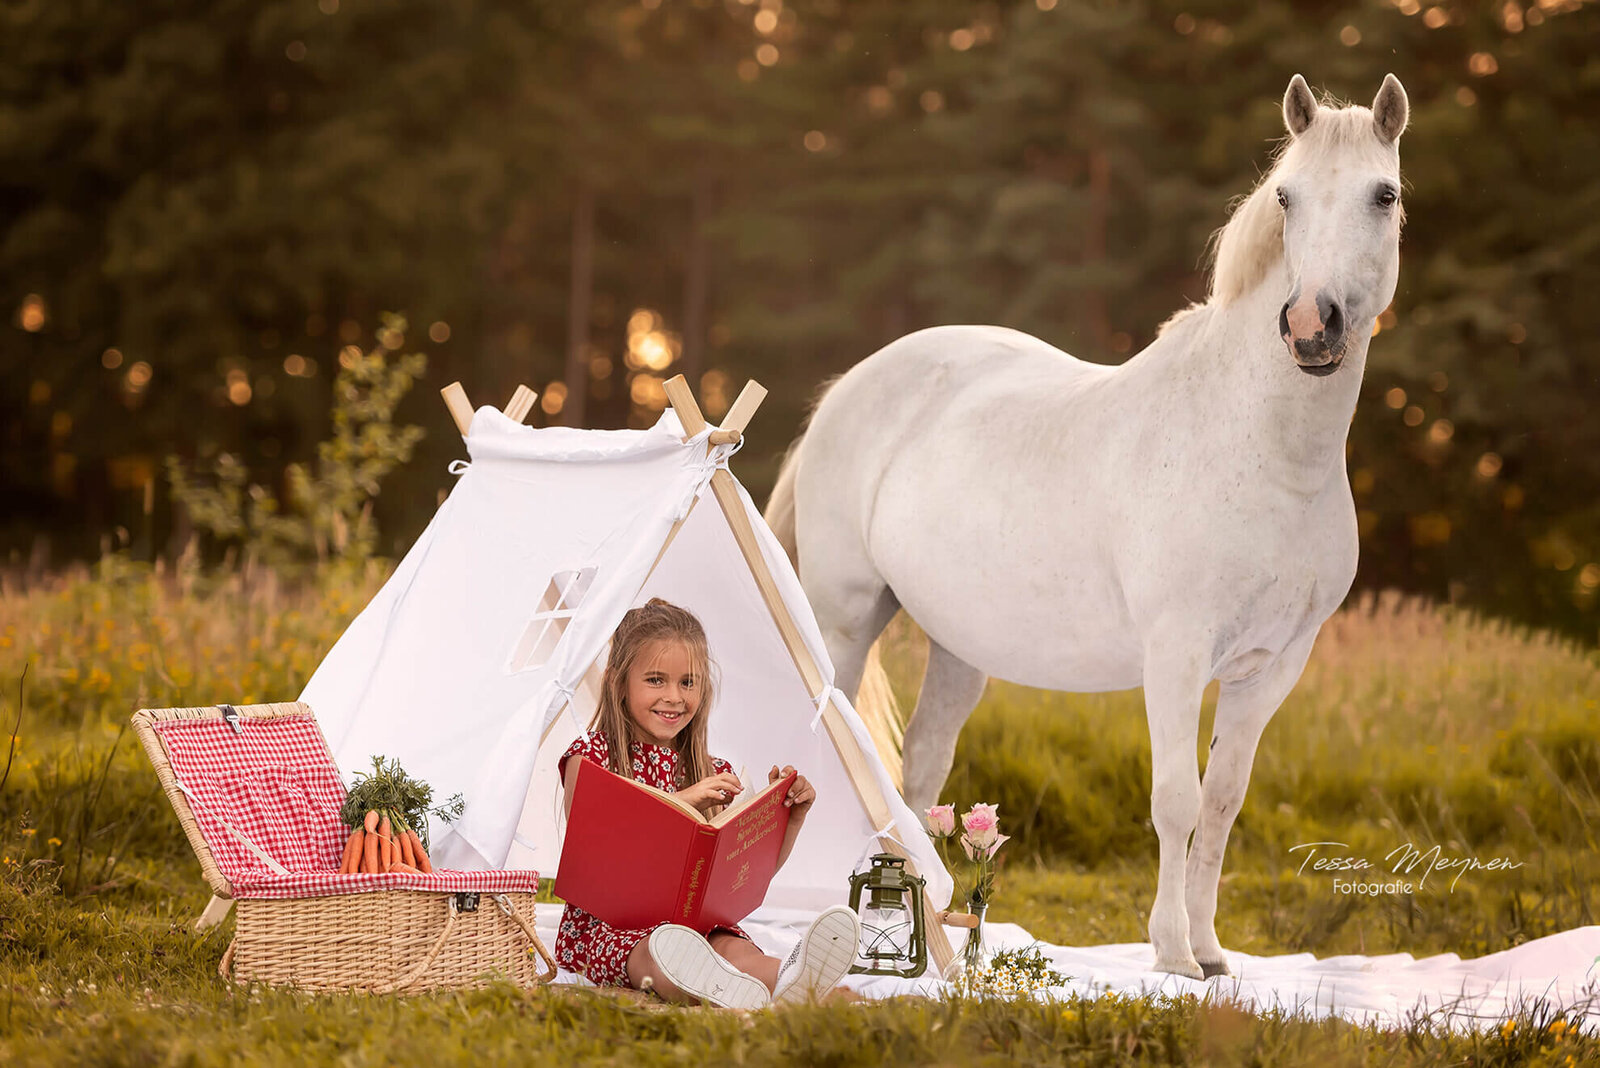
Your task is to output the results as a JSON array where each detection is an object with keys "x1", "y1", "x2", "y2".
[{"x1": 4, "y1": 564, "x2": 1600, "y2": 1065}]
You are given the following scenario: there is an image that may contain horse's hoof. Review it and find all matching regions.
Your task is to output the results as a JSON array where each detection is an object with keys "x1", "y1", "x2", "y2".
[
  {"x1": 1153, "y1": 956, "x2": 1206, "y2": 981},
  {"x1": 1199, "y1": 958, "x2": 1231, "y2": 979}
]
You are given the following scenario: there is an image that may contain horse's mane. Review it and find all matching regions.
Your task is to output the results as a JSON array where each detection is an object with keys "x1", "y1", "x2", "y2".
[{"x1": 1193, "y1": 97, "x2": 1402, "y2": 315}]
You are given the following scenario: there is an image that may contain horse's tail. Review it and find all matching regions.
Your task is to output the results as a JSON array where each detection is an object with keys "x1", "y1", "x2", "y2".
[
  {"x1": 763, "y1": 374, "x2": 841, "y2": 568},
  {"x1": 764, "y1": 436, "x2": 802, "y2": 568},
  {"x1": 857, "y1": 646, "x2": 906, "y2": 792},
  {"x1": 762, "y1": 376, "x2": 907, "y2": 790}
]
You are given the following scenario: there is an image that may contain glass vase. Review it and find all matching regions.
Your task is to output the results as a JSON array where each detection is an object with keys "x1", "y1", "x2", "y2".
[{"x1": 961, "y1": 895, "x2": 988, "y2": 973}]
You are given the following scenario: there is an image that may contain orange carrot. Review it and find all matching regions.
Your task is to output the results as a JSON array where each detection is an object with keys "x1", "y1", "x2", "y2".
[
  {"x1": 398, "y1": 824, "x2": 416, "y2": 868},
  {"x1": 408, "y1": 830, "x2": 433, "y2": 874},
  {"x1": 362, "y1": 811, "x2": 380, "y2": 873},
  {"x1": 379, "y1": 816, "x2": 394, "y2": 871},
  {"x1": 390, "y1": 862, "x2": 423, "y2": 875},
  {"x1": 339, "y1": 827, "x2": 363, "y2": 874}
]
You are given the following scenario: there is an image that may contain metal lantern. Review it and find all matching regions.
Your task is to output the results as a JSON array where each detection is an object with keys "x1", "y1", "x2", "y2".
[{"x1": 847, "y1": 853, "x2": 927, "y2": 978}]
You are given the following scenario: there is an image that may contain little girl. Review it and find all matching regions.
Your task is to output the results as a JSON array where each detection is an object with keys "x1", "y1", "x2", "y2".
[{"x1": 555, "y1": 598, "x2": 861, "y2": 1008}]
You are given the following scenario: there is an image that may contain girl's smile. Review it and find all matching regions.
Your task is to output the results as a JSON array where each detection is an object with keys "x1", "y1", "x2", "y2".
[{"x1": 626, "y1": 639, "x2": 701, "y2": 745}]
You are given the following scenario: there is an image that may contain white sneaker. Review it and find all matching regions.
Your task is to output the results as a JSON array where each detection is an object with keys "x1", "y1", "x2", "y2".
[
  {"x1": 647, "y1": 925, "x2": 770, "y2": 1009},
  {"x1": 773, "y1": 905, "x2": 861, "y2": 1004}
]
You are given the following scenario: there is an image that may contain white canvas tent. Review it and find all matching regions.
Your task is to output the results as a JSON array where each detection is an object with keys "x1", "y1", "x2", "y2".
[{"x1": 294, "y1": 377, "x2": 955, "y2": 969}]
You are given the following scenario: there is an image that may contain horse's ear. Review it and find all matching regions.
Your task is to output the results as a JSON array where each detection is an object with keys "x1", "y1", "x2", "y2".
[
  {"x1": 1283, "y1": 74, "x2": 1318, "y2": 137},
  {"x1": 1372, "y1": 73, "x2": 1409, "y2": 144}
]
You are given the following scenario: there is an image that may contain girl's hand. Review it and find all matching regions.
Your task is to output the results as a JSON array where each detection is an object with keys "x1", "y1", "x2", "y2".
[
  {"x1": 769, "y1": 765, "x2": 815, "y2": 821},
  {"x1": 676, "y1": 772, "x2": 744, "y2": 814}
]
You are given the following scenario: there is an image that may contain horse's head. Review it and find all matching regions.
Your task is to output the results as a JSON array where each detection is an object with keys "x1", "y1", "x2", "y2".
[{"x1": 1273, "y1": 74, "x2": 1408, "y2": 376}]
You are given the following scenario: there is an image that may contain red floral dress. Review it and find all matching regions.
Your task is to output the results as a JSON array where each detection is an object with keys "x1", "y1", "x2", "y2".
[{"x1": 554, "y1": 731, "x2": 754, "y2": 987}]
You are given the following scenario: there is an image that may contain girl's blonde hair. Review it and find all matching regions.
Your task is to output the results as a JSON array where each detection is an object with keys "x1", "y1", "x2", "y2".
[{"x1": 589, "y1": 598, "x2": 718, "y2": 791}]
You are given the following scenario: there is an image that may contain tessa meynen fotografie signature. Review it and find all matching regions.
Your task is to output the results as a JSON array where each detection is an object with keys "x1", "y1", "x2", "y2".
[{"x1": 1288, "y1": 841, "x2": 1525, "y2": 895}]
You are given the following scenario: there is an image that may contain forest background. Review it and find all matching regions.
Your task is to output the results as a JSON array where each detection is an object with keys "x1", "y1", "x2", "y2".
[{"x1": 3, "y1": 0, "x2": 1597, "y2": 641}]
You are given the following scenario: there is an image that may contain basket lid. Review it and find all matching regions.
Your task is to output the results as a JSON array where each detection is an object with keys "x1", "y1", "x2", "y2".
[{"x1": 132, "y1": 702, "x2": 347, "y2": 897}]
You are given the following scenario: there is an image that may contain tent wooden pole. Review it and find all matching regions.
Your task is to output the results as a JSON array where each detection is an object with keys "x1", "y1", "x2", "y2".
[
  {"x1": 717, "y1": 381, "x2": 766, "y2": 438},
  {"x1": 662, "y1": 375, "x2": 708, "y2": 436},
  {"x1": 504, "y1": 385, "x2": 538, "y2": 424},
  {"x1": 663, "y1": 372, "x2": 955, "y2": 974},
  {"x1": 645, "y1": 375, "x2": 766, "y2": 581},
  {"x1": 703, "y1": 466, "x2": 956, "y2": 973},
  {"x1": 441, "y1": 381, "x2": 475, "y2": 437},
  {"x1": 195, "y1": 894, "x2": 234, "y2": 931}
]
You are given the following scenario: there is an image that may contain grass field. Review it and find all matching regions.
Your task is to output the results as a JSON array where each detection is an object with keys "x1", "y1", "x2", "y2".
[{"x1": 3, "y1": 558, "x2": 1599, "y2": 1065}]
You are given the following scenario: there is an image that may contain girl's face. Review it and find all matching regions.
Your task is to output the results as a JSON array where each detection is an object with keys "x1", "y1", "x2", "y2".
[{"x1": 624, "y1": 639, "x2": 702, "y2": 746}]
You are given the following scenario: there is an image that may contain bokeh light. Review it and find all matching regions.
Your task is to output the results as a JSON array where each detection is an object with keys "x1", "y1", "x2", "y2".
[
  {"x1": 541, "y1": 381, "x2": 568, "y2": 416},
  {"x1": 17, "y1": 294, "x2": 46, "y2": 332}
]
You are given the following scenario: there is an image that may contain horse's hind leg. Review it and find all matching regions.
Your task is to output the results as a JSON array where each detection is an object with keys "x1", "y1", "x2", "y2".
[
  {"x1": 901, "y1": 640, "x2": 988, "y2": 813},
  {"x1": 1185, "y1": 635, "x2": 1316, "y2": 979},
  {"x1": 818, "y1": 584, "x2": 901, "y2": 705},
  {"x1": 800, "y1": 535, "x2": 900, "y2": 709}
]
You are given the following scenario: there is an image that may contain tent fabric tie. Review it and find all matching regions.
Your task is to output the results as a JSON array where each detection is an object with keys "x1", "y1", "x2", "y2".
[
  {"x1": 552, "y1": 680, "x2": 583, "y2": 735},
  {"x1": 447, "y1": 459, "x2": 471, "y2": 475},
  {"x1": 851, "y1": 819, "x2": 900, "y2": 875},
  {"x1": 670, "y1": 434, "x2": 742, "y2": 522},
  {"x1": 809, "y1": 685, "x2": 838, "y2": 733}
]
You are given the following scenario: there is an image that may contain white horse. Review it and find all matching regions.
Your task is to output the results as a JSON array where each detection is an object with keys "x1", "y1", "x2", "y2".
[{"x1": 766, "y1": 75, "x2": 1409, "y2": 980}]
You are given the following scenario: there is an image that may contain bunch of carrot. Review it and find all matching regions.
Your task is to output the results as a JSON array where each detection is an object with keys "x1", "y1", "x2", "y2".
[
  {"x1": 339, "y1": 807, "x2": 434, "y2": 874},
  {"x1": 332, "y1": 755, "x2": 463, "y2": 875}
]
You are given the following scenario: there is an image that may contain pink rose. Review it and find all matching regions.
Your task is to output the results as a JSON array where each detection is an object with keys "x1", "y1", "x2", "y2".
[
  {"x1": 925, "y1": 804, "x2": 957, "y2": 838},
  {"x1": 960, "y1": 831, "x2": 1011, "y2": 862},
  {"x1": 961, "y1": 803, "x2": 1000, "y2": 848}
]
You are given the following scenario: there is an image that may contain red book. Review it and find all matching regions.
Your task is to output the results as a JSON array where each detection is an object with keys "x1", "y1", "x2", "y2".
[{"x1": 555, "y1": 759, "x2": 797, "y2": 932}]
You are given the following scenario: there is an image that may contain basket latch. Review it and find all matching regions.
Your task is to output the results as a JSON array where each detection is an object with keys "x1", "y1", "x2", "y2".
[
  {"x1": 219, "y1": 704, "x2": 243, "y2": 736},
  {"x1": 454, "y1": 892, "x2": 481, "y2": 913}
]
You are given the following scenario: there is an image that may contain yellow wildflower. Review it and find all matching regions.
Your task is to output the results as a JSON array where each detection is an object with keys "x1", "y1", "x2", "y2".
[
  {"x1": 21, "y1": 828, "x2": 36, "y2": 837},
  {"x1": 47, "y1": 837, "x2": 61, "y2": 847},
  {"x1": 1501, "y1": 1020, "x2": 1516, "y2": 1038},
  {"x1": 1548, "y1": 1019, "x2": 1568, "y2": 1038}
]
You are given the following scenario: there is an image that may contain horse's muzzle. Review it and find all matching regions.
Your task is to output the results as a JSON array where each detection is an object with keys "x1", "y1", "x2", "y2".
[{"x1": 1280, "y1": 298, "x2": 1346, "y2": 376}]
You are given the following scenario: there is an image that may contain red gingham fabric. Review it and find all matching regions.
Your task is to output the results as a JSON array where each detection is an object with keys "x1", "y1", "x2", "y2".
[
  {"x1": 151, "y1": 712, "x2": 538, "y2": 900},
  {"x1": 231, "y1": 868, "x2": 541, "y2": 899}
]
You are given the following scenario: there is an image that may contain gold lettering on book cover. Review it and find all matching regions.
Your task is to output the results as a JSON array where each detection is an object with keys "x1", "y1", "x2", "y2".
[
  {"x1": 729, "y1": 860, "x2": 752, "y2": 893},
  {"x1": 681, "y1": 858, "x2": 705, "y2": 920},
  {"x1": 723, "y1": 801, "x2": 781, "y2": 863}
]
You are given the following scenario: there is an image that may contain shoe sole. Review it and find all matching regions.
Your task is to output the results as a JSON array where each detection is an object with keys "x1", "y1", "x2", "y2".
[
  {"x1": 648, "y1": 925, "x2": 770, "y2": 1009},
  {"x1": 774, "y1": 906, "x2": 861, "y2": 1004}
]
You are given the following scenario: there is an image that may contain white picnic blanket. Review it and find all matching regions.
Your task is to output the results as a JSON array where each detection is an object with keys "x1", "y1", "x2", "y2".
[{"x1": 532, "y1": 903, "x2": 1600, "y2": 1031}]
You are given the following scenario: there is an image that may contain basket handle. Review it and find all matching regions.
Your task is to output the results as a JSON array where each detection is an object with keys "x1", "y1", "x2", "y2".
[
  {"x1": 495, "y1": 893, "x2": 558, "y2": 985},
  {"x1": 218, "y1": 893, "x2": 556, "y2": 993},
  {"x1": 369, "y1": 898, "x2": 463, "y2": 995}
]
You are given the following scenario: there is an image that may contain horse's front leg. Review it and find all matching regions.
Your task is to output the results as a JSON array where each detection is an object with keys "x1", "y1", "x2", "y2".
[
  {"x1": 1141, "y1": 637, "x2": 1210, "y2": 980},
  {"x1": 1185, "y1": 634, "x2": 1316, "y2": 978}
]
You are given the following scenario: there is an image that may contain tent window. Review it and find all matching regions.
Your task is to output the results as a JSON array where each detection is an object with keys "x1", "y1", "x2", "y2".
[{"x1": 509, "y1": 567, "x2": 597, "y2": 673}]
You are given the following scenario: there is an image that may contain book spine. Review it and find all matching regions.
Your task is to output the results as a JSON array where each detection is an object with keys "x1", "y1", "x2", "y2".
[{"x1": 675, "y1": 826, "x2": 719, "y2": 929}]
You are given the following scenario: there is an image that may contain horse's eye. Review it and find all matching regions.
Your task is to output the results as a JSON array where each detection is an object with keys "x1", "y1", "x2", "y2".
[
  {"x1": 1276, "y1": 189, "x2": 1288, "y2": 209},
  {"x1": 1376, "y1": 188, "x2": 1398, "y2": 208}
]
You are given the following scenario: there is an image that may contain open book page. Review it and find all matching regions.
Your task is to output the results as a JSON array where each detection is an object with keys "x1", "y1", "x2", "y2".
[
  {"x1": 633, "y1": 780, "x2": 705, "y2": 821},
  {"x1": 710, "y1": 770, "x2": 796, "y2": 828},
  {"x1": 632, "y1": 768, "x2": 795, "y2": 826}
]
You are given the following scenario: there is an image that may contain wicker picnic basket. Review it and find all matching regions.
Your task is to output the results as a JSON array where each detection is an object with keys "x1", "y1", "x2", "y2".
[{"x1": 133, "y1": 700, "x2": 557, "y2": 994}]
